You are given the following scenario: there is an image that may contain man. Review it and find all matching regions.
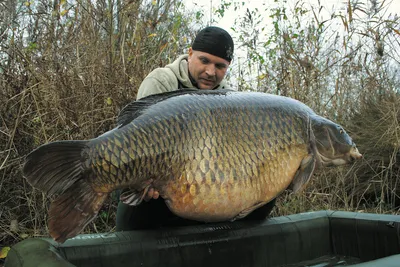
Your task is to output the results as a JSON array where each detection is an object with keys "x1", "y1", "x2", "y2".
[
  {"x1": 116, "y1": 26, "x2": 275, "y2": 231},
  {"x1": 136, "y1": 26, "x2": 234, "y2": 99}
]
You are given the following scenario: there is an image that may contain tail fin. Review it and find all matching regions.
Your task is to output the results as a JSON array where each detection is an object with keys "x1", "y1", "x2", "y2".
[
  {"x1": 23, "y1": 140, "x2": 89, "y2": 196},
  {"x1": 23, "y1": 140, "x2": 107, "y2": 243},
  {"x1": 49, "y1": 179, "x2": 108, "y2": 243}
]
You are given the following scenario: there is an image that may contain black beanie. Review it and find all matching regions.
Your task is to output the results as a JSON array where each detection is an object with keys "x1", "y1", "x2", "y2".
[{"x1": 192, "y1": 26, "x2": 234, "y2": 62}]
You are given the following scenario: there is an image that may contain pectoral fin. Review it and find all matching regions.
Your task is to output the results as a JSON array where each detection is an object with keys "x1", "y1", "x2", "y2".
[
  {"x1": 120, "y1": 186, "x2": 151, "y2": 206},
  {"x1": 289, "y1": 154, "x2": 316, "y2": 193},
  {"x1": 120, "y1": 179, "x2": 156, "y2": 206}
]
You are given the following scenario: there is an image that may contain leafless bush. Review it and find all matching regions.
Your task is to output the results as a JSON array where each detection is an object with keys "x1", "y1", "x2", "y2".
[
  {"x1": 232, "y1": 0, "x2": 400, "y2": 215},
  {"x1": 0, "y1": 0, "x2": 399, "y2": 250},
  {"x1": 0, "y1": 0, "x2": 203, "y2": 246}
]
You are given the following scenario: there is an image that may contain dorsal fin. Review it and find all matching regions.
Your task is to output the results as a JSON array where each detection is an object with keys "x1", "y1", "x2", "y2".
[
  {"x1": 116, "y1": 88, "x2": 198, "y2": 127},
  {"x1": 117, "y1": 88, "x2": 234, "y2": 127}
]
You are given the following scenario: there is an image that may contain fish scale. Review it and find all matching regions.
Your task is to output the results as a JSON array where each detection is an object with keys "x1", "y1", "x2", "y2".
[
  {"x1": 23, "y1": 89, "x2": 362, "y2": 243},
  {"x1": 157, "y1": 104, "x2": 308, "y2": 221}
]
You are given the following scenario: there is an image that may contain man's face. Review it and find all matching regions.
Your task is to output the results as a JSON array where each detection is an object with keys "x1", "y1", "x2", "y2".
[{"x1": 187, "y1": 48, "x2": 230, "y2": 89}]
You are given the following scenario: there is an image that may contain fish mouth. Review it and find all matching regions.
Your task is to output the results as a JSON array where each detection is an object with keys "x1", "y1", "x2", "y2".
[
  {"x1": 316, "y1": 145, "x2": 362, "y2": 167},
  {"x1": 349, "y1": 146, "x2": 362, "y2": 160}
]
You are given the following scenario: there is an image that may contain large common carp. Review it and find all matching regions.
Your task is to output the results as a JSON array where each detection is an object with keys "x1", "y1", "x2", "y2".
[{"x1": 23, "y1": 89, "x2": 362, "y2": 243}]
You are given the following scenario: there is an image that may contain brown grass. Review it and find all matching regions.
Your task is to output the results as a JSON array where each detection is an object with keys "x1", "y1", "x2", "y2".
[
  {"x1": 0, "y1": 0, "x2": 202, "y2": 247},
  {"x1": 1, "y1": 0, "x2": 399, "y2": 251}
]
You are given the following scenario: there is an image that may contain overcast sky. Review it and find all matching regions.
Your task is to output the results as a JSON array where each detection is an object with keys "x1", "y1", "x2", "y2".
[
  {"x1": 184, "y1": 0, "x2": 399, "y2": 87},
  {"x1": 188, "y1": 0, "x2": 400, "y2": 29}
]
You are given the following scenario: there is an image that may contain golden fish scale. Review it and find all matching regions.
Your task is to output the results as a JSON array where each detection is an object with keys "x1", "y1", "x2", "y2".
[
  {"x1": 163, "y1": 144, "x2": 307, "y2": 221},
  {"x1": 85, "y1": 95, "x2": 310, "y2": 221},
  {"x1": 160, "y1": 107, "x2": 309, "y2": 222}
]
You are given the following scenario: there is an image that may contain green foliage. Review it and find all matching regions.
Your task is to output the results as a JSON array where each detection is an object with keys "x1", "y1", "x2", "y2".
[{"x1": 215, "y1": 2, "x2": 232, "y2": 19}]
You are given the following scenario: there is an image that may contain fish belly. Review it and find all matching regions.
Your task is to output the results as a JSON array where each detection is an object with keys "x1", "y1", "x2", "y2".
[{"x1": 161, "y1": 144, "x2": 308, "y2": 222}]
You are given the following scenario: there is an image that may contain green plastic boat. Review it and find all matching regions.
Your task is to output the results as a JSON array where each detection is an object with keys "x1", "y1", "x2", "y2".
[{"x1": 5, "y1": 210, "x2": 400, "y2": 267}]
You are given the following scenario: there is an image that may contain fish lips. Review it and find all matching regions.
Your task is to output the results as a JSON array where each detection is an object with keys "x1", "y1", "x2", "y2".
[
  {"x1": 317, "y1": 144, "x2": 362, "y2": 167},
  {"x1": 313, "y1": 119, "x2": 362, "y2": 167}
]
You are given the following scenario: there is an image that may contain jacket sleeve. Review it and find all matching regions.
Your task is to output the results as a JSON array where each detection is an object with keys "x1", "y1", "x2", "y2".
[{"x1": 136, "y1": 68, "x2": 179, "y2": 100}]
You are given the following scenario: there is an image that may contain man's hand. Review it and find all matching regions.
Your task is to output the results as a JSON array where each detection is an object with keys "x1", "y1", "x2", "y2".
[{"x1": 144, "y1": 187, "x2": 160, "y2": 201}]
